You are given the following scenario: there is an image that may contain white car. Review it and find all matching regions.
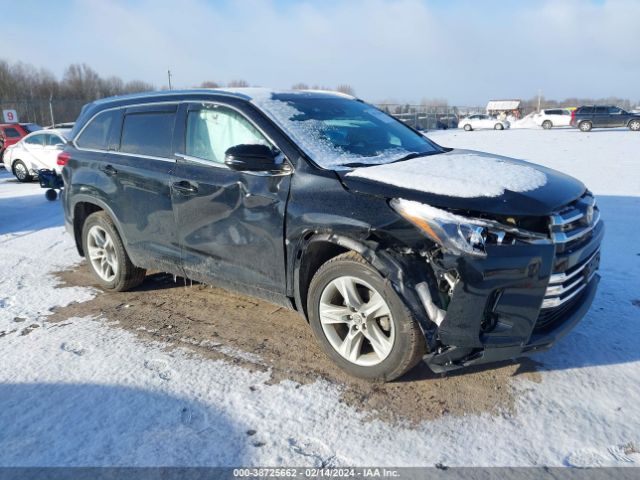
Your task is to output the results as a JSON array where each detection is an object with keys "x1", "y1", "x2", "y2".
[
  {"x1": 4, "y1": 129, "x2": 71, "y2": 182},
  {"x1": 458, "y1": 114, "x2": 510, "y2": 131},
  {"x1": 533, "y1": 108, "x2": 573, "y2": 129}
]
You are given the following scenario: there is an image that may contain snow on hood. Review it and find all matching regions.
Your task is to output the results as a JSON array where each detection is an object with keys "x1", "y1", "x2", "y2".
[{"x1": 345, "y1": 150, "x2": 547, "y2": 198}]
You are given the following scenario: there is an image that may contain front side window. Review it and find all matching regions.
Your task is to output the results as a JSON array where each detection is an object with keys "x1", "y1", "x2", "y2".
[
  {"x1": 76, "y1": 109, "x2": 120, "y2": 150},
  {"x1": 120, "y1": 111, "x2": 175, "y2": 158},
  {"x1": 186, "y1": 106, "x2": 269, "y2": 164},
  {"x1": 251, "y1": 92, "x2": 441, "y2": 170},
  {"x1": 608, "y1": 107, "x2": 622, "y2": 114}
]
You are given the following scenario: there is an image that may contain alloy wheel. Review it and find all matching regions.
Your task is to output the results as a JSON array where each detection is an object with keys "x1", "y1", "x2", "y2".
[
  {"x1": 630, "y1": 120, "x2": 640, "y2": 131},
  {"x1": 318, "y1": 276, "x2": 395, "y2": 366},
  {"x1": 87, "y1": 225, "x2": 118, "y2": 282},
  {"x1": 14, "y1": 162, "x2": 27, "y2": 181}
]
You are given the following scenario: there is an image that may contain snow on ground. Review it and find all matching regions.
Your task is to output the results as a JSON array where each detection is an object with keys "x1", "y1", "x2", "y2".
[{"x1": 1, "y1": 127, "x2": 639, "y2": 467}]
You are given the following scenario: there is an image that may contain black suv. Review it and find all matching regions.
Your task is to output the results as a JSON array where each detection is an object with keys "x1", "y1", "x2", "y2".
[
  {"x1": 571, "y1": 105, "x2": 640, "y2": 132},
  {"x1": 61, "y1": 89, "x2": 603, "y2": 381}
]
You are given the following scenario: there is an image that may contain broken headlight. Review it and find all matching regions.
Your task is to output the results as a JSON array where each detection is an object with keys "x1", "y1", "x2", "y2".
[{"x1": 390, "y1": 198, "x2": 547, "y2": 258}]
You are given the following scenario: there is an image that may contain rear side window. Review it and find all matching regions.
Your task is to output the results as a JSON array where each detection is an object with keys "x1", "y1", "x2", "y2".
[
  {"x1": 76, "y1": 110, "x2": 120, "y2": 150},
  {"x1": 4, "y1": 127, "x2": 21, "y2": 138},
  {"x1": 120, "y1": 111, "x2": 175, "y2": 158},
  {"x1": 595, "y1": 106, "x2": 608, "y2": 114},
  {"x1": 25, "y1": 134, "x2": 45, "y2": 146}
]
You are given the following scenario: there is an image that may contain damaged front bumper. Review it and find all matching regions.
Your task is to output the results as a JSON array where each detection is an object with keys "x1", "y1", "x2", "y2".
[{"x1": 419, "y1": 221, "x2": 604, "y2": 373}]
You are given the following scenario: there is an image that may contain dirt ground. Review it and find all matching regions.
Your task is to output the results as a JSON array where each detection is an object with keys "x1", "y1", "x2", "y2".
[{"x1": 51, "y1": 263, "x2": 541, "y2": 424}]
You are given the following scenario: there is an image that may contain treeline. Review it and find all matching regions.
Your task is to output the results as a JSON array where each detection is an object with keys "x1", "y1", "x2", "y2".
[{"x1": 0, "y1": 60, "x2": 154, "y2": 124}]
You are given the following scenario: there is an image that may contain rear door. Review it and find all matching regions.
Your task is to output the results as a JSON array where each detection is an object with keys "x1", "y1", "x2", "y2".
[
  {"x1": 22, "y1": 133, "x2": 48, "y2": 168},
  {"x1": 593, "y1": 106, "x2": 609, "y2": 127},
  {"x1": 170, "y1": 101, "x2": 292, "y2": 295},
  {"x1": 97, "y1": 104, "x2": 182, "y2": 272}
]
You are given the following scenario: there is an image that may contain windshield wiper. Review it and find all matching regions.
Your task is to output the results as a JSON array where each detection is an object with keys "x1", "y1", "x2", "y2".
[{"x1": 342, "y1": 151, "x2": 438, "y2": 169}]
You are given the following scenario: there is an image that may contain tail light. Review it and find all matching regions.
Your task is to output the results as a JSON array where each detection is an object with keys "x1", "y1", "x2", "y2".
[
  {"x1": 57, "y1": 151, "x2": 71, "y2": 166},
  {"x1": 570, "y1": 110, "x2": 576, "y2": 124}
]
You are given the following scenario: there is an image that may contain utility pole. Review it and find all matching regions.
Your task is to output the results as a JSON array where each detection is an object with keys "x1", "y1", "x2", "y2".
[
  {"x1": 49, "y1": 93, "x2": 55, "y2": 127},
  {"x1": 537, "y1": 89, "x2": 542, "y2": 112},
  {"x1": 167, "y1": 69, "x2": 173, "y2": 90}
]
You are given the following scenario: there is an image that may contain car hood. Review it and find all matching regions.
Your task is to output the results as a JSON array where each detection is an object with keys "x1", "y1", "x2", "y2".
[{"x1": 337, "y1": 149, "x2": 586, "y2": 216}]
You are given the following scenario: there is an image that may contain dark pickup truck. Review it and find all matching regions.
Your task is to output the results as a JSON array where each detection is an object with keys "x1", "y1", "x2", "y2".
[{"x1": 571, "y1": 105, "x2": 640, "y2": 132}]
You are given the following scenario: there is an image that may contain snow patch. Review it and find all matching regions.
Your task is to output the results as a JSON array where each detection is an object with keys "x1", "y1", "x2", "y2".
[{"x1": 346, "y1": 152, "x2": 547, "y2": 198}]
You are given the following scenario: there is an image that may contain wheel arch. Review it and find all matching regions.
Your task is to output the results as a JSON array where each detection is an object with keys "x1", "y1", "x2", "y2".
[
  {"x1": 71, "y1": 196, "x2": 125, "y2": 257},
  {"x1": 292, "y1": 233, "x2": 434, "y2": 338}
]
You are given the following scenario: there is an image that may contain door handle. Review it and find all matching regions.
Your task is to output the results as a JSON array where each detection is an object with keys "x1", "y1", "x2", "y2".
[
  {"x1": 172, "y1": 181, "x2": 198, "y2": 195},
  {"x1": 100, "y1": 164, "x2": 117, "y2": 176}
]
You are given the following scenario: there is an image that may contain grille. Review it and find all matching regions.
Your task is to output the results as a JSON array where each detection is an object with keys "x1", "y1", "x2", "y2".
[
  {"x1": 541, "y1": 248, "x2": 600, "y2": 310},
  {"x1": 549, "y1": 193, "x2": 600, "y2": 253},
  {"x1": 535, "y1": 287, "x2": 585, "y2": 331}
]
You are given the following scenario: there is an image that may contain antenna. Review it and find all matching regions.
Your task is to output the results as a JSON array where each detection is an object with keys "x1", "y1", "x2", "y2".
[{"x1": 167, "y1": 69, "x2": 173, "y2": 90}]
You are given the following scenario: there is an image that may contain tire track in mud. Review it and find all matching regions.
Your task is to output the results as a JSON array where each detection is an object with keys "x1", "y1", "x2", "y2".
[{"x1": 50, "y1": 263, "x2": 541, "y2": 424}]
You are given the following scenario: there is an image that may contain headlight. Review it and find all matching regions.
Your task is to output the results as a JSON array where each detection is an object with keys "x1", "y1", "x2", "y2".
[{"x1": 390, "y1": 198, "x2": 547, "y2": 258}]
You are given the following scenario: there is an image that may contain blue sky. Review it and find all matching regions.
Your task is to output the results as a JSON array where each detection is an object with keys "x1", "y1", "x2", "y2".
[{"x1": 5, "y1": 0, "x2": 639, "y2": 104}]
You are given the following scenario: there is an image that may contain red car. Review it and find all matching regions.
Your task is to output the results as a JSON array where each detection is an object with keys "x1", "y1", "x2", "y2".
[{"x1": 0, "y1": 123, "x2": 42, "y2": 163}]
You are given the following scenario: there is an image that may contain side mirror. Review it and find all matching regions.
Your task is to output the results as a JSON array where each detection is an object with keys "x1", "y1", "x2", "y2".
[{"x1": 224, "y1": 144, "x2": 283, "y2": 172}]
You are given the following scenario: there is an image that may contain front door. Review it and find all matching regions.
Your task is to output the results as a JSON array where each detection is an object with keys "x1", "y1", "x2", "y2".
[{"x1": 171, "y1": 102, "x2": 292, "y2": 296}]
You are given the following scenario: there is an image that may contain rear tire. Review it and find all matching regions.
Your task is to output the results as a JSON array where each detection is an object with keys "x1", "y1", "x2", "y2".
[
  {"x1": 542, "y1": 120, "x2": 553, "y2": 130},
  {"x1": 463, "y1": 124, "x2": 472, "y2": 131},
  {"x1": 307, "y1": 252, "x2": 426, "y2": 382},
  {"x1": 494, "y1": 123, "x2": 504, "y2": 130},
  {"x1": 629, "y1": 119, "x2": 640, "y2": 131},
  {"x1": 82, "y1": 211, "x2": 146, "y2": 291},
  {"x1": 12, "y1": 160, "x2": 32, "y2": 182},
  {"x1": 579, "y1": 121, "x2": 592, "y2": 132}
]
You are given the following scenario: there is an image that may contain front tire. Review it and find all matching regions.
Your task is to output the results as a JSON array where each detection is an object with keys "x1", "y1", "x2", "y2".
[
  {"x1": 307, "y1": 252, "x2": 426, "y2": 382},
  {"x1": 463, "y1": 124, "x2": 472, "y2": 131},
  {"x1": 494, "y1": 123, "x2": 504, "y2": 130},
  {"x1": 12, "y1": 160, "x2": 32, "y2": 182},
  {"x1": 629, "y1": 119, "x2": 640, "y2": 131},
  {"x1": 82, "y1": 211, "x2": 146, "y2": 291},
  {"x1": 579, "y1": 121, "x2": 592, "y2": 132},
  {"x1": 542, "y1": 120, "x2": 552, "y2": 129}
]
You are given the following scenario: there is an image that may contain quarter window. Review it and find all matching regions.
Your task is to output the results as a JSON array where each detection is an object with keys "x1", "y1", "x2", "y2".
[
  {"x1": 77, "y1": 110, "x2": 120, "y2": 150},
  {"x1": 186, "y1": 106, "x2": 268, "y2": 164},
  {"x1": 120, "y1": 111, "x2": 175, "y2": 158}
]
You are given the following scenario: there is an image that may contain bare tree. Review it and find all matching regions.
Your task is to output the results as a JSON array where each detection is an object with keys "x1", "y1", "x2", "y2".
[
  {"x1": 227, "y1": 79, "x2": 249, "y2": 88},
  {"x1": 200, "y1": 81, "x2": 221, "y2": 88},
  {"x1": 291, "y1": 82, "x2": 309, "y2": 90},
  {"x1": 335, "y1": 84, "x2": 355, "y2": 96}
]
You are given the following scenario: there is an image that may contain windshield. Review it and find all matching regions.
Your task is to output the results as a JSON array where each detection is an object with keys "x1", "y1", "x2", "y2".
[{"x1": 251, "y1": 92, "x2": 441, "y2": 170}]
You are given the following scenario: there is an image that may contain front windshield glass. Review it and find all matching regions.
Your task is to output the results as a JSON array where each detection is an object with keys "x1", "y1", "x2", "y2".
[{"x1": 251, "y1": 92, "x2": 441, "y2": 170}]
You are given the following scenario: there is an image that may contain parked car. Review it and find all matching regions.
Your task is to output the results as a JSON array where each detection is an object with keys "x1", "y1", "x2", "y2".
[
  {"x1": 61, "y1": 89, "x2": 602, "y2": 381},
  {"x1": 534, "y1": 108, "x2": 573, "y2": 129},
  {"x1": 458, "y1": 114, "x2": 509, "y2": 131},
  {"x1": 571, "y1": 105, "x2": 640, "y2": 132},
  {"x1": 0, "y1": 123, "x2": 42, "y2": 163},
  {"x1": 4, "y1": 128, "x2": 70, "y2": 182}
]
